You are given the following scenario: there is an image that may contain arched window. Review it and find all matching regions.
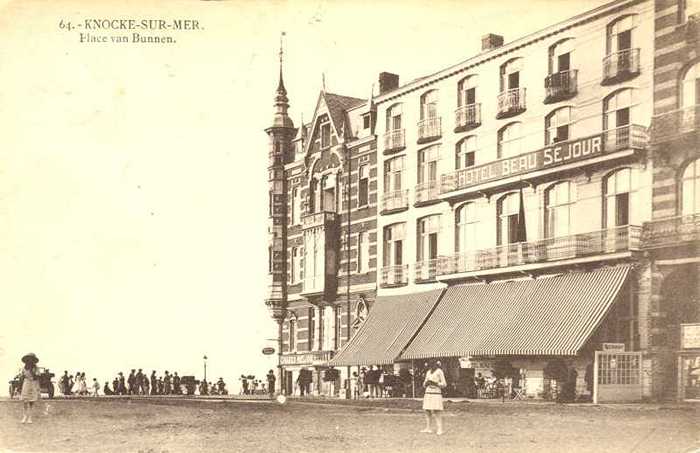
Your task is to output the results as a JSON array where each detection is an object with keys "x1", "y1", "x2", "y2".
[
  {"x1": 606, "y1": 15, "x2": 637, "y2": 54},
  {"x1": 457, "y1": 75, "x2": 478, "y2": 107},
  {"x1": 497, "y1": 192, "x2": 522, "y2": 245},
  {"x1": 545, "y1": 181, "x2": 575, "y2": 238},
  {"x1": 456, "y1": 136, "x2": 477, "y2": 169},
  {"x1": 384, "y1": 156, "x2": 405, "y2": 193},
  {"x1": 549, "y1": 39, "x2": 574, "y2": 75},
  {"x1": 604, "y1": 168, "x2": 637, "y2": 228},
  {"x1": 386, "y1": 103, "x2": 403, "y2": 131},
  {"x1": 500, "y1": 58, "x2": 523, "y2": 92},
  {"x1": 682, "y1": 158, "x2": 700, "y2": 215},
  {"x1": 604, "y1": 89, "x2": 636, "y2": 147},
  {"x1": 545, "y1": 107, "x2": 574, "y2": 145},
  {"x1": 420, "y1": 90, "x2": 439, "y2": 120},
  {"x1": 456, "y1": 203, "x2": 479, "y2": 252},
  {"x1": 288, "y1": 313, "x2": 297, "y2": 353},
  {"x1": 498, "y1": 122, "x2": 522, "y2": 158},
  {"x1": 417, "y1": 215, "x2": 440, "y2": 262},
  {"x1": 681, "y1": 61, "x2": 700, "y2": 108}
]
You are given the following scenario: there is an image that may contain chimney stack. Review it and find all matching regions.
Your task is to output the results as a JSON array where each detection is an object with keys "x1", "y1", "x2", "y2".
[
  {"x1": 481, "y1": 34, "x2": 504, "y2": 51},
  {"x1": 378, "y1": 72, "x2": 400, "y2": 95}
]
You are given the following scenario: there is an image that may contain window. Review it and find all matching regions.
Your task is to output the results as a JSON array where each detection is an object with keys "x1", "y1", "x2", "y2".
[
  {"x1": 456, "y1": 136, "x2": 477, "y2": 169},
  {"x1": 418, "y1": 145, "x2": 439, "y2": 186},
  {"x1": 318, "y1": 307, "x2": 324, "y2": 350},
  {"x1": 303, "y1": 230, "x2": 322, "y2": 290},
  {"x1": 288, "y1": 314, "x2": 297, "y2": 352},
  {"x1": 604, "y1": 168, "x2": 637, "y2": 228},
  {"x1": 363, "y1": 113, "x2": 372, "y2": 130},
  {"x1": 386, "y1": 103, "x2": 402, "y2": 131},
  {"x1": 358, "y1": 165, "x2": 369, "y2": 207},
  {"x1": 420, "y1": 90, "x2": 439, "y2": 120},
  {"x1": 681, "y1": 61, "x2": 700, "y2": 108},
  {"x1": 500, "y1": 59, "x2": 522, "y2": 92},
  {"x1": 291, "y1": 187, "x2": 302, "y2": 224},
  {"x1": 604, "y1": 89, "x2": 635, "y2": 146},
  {"x1": 384, "y1": 156, "x2": 404, "y2": 193},
  {"x1": 334, "y1": 305, "x2": 341, "y2": 349},
  {"x1": 606, "y1": 15, "x2": 636, "y2": 54},
  {"x1": 357, "y1": 231, "x2": 370, "y2": 272},
  {"x1": 268, "y1": 246, "x2": 273, "y2": 272},
  {"x1": 456, "y1": 203, "x2": 479, "y2": 252},
  {"x1": 497, "y1": 192, "x2": 523, "y2": 245},
  {"x1": 321, "y1": 174, "x2": 337, "y2": 212},
  {"x1": 545, "y1": 181, "x2": 575, "y2": 238},
  {"x1": 458, "y1": 75, "x2": 478, "y2": 107},
  {"x1": 383, "y1": 223, "x2": 405, "y2": 267},
  {"x1": 291, "y1": 247, "x2": 302, "y2": 284},
  {"x1": 545, "y1": 107, "x2": 574, "y2": 145},
  {"x1": 682, "y1": 158, "x2": 700, "y2": 215},
  {"x1": 417, "y1": 216, "x2": 440, "y2": 262},
  {"x1": 321, "y1": 122, "x2": 331, "y2": 148},
  {"x1": 549, "y1": 39, "x2": 574, "y2": 74},
  {"x1": 683, "y1": 0, "x2": 700, "y2": 21},
  {"x1": 308, "y1": 307, "x2": 315, "y2": 351},
  {"x1": 498, "y1": 122, "x2": 522, "y2": 158}
]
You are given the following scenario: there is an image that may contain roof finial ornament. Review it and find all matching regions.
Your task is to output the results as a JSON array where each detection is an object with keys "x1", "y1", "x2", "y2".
[
  {"x1": 277, "y1": 32, "x2": 287, "y2": 94},
  {"x1": 322, "y1": 72, "x2": 326, "y2": 93}
]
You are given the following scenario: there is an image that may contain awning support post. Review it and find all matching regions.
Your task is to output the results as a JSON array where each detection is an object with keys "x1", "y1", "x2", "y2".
[{"x1": 412, "y1": 360, "x2": 415, "y2": 399}]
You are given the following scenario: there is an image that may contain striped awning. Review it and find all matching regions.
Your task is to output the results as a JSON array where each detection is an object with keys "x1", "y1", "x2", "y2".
[
  {"x1": 400, "y1": 266, "x2": 631, "y2": 360},
  {"x1": 330, "y1": 289, "x2": 444, "y2": 367}
]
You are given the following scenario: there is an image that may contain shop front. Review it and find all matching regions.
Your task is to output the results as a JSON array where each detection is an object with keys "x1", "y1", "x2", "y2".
[{"x1": 678, "y1": 323, "x2": 700, "y2": 401}]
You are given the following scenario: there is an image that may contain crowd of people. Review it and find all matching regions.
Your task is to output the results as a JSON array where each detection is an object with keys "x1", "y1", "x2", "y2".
[{"x1": 238, "y1": 370, "x2": 276, "y2": 395}]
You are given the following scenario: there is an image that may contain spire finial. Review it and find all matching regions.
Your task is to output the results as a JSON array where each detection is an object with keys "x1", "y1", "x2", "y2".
[
  {"x1": 277, "y1": 32, "x2": 287, "y2": 94},
  {"x1": 322, "y1": 73, "x2": 326, "y2": 93}
]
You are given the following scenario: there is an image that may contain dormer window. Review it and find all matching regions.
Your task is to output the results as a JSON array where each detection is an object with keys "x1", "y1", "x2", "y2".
[{"x1": 321, "y1": 122, "x2": 331, "y2": 148}]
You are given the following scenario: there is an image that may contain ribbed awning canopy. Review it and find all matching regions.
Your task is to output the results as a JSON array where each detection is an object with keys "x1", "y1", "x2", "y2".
[
  {"x1": 330, "y1": 289, "x2": 444, "y2": 367},
  {"x1": 401, "y1": 266, "x2": 631, "y2": 360}
]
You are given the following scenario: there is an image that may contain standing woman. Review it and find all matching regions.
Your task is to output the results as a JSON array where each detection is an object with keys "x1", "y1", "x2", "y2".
[
  {"x1": 19, "y1": 353, "x2": 41, "y2": 424},
  {"x1": 421, "y1": 360, "x2": 447, "y2": 435}
]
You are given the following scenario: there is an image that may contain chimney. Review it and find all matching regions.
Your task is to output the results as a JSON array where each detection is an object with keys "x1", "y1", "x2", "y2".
[
  {"x1": 481, "y1": 34, "x2": 504, "y2": 51},
  {"x1": 378, "y1": 72, "x2": 399, "y2": 95}
]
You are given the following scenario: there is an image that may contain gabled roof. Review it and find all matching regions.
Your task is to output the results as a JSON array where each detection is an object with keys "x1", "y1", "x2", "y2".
[{"x1": 324, "y1": 92, "x2": 366, "y2": 135}]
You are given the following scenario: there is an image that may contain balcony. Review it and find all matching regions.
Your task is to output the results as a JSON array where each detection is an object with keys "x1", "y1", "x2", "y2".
[
  {"x1": 602, "y1": 48, "x2": 640, "y2": 85},
  {"x1": 414, "y1": 181, "x2": 440, "y2": 207},
  {"x1": 650, "y1": 105, "x2": 700, "y2": 145},
  {"x1": 380, "y1": 264, "x2": 409, "y2": 288},
  {"x1": 641, "y1": 214, "x2": 700, "y2": 249},
  {"x1": 380, "y1": 189, "x2": 409, "y2": 215},
  {"x1": 302, "y1": 211, "x2": 339, "y2": 230},
  {"x1": 415, "y1": 259, "x2": 438, "y2": 283},
  {"x1": 279, "y1": 350, "x2": 335, "y2": 366},
  {"x1": 441, "y1": 125, "x2": 648, "y2": 196},
  {"x1": 437, "y1": 226, "x2": 641, "y2": 278},
  {"x1": 544, "y1": 70, "x2": 578, "y2": 104},
  {"x1": 496, "y1": 88, "x2": 526, "y2": 119},
  {"x1": 383, "y1": 129, "x2": 406, "y2": 155},
  {"x1": 454, "y1": 103, "x2": 482, "y2": 133},
  {"x1": 417, "y1": 117, "x2": 442, "y2": 144}
]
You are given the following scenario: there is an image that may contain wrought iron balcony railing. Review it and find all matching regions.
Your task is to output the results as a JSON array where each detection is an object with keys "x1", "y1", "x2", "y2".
[
  {"x1": 414, "y1": 180, "x2": 440, "y2": 206},
  {"x1": 302, "y1": 211, "x2": 339, "y2": 229},
  {"x1": 496, "y1": 87, "x2": 526, "y2": 119},
  {"x1": 380, "y1": 264, "x2": 409, "y2": 287},
  {"x1": 383, "y1": 129, "x2": 406, "y2": 154},
  {"x1": 544, "y1": 70, "x2": 578, "y2": 103},
  {"x1": 649, "y1": 105, "x2": 700, "y2": 145},
  {"x1": 437, "y1": 225, "x2": 641, "y2": 276},
  {"x1": 417, "y1": 117, "x2": 442, "y2": 143},
  {"x1": 641, "y1": 214, "x2": 700, "y2": 249},
  {"x1": 380, "y1": 189, "x2": 409, "y2": 214},
  {"x1": 603, "y1": 125, "x2": 648, "y2": 152},
  {"x1": 454, "y1": 103, "x2": 481, "y2": 132},
  {"x1": 415, "y1": 259, "x2": 438, "y2": 283},
  {"x1": 602, "y1": 48, "x2": 641, "y2": 85}
]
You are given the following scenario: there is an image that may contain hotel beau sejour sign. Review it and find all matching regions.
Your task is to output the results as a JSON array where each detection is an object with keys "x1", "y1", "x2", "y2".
[{"x1": 449, "y1": 133, "x2": 604, "y2": 191}]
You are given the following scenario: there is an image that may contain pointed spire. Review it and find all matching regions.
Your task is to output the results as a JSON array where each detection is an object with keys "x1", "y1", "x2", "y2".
[
  {"x1": 321, "y1": 73, "x2": 326, "y2": 93},
  {"x1": 276, "y1": 32, "x2": 287, "y2": 96},
  {"x1": 367, "y1": 83, "x2": 375, "y2": 111},
  {"x1": 269, "y1": 31, "x2": 293, "y2": 130}
]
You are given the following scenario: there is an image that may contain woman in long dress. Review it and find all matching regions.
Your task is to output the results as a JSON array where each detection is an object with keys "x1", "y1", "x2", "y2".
[
  {"x1": 19, "y1": 353, "x2": 41, "y2": 424},
  {"x1": 421, "y1": 360, "x2": 447, "y2": 435},
  {"x1": 78, "y1": 372, "x2": 88, "y2": 396}
]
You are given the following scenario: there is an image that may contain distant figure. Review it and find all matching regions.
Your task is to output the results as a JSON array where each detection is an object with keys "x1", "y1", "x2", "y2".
[
  {"x1": 136, "y1": 369, "x2": 144, "y2": 395},
  {"x1": 200, "y1": 380, "x2": 209, "y2": 396},
  {"x1": 60, "y1": 371, "x2": 70, "y2": 396},
  {"x1": 103, "y1": 381, "x2": 114, "y2": 395},
  {"x1": 422, "y1": 360, "x2": 446, "y2": 436},
  {"x1": 350, "y1": 372, "x2": 359, "y2": 399},
  {"x1": 79, "y1": 372, "x2": 88, "y2": 396},
  {"x1": 150, "y1": 371, "x2": 157, "y2": 395},
  {"x1": 112, "y1": 377, "x2": 119, "y2": 395},
  {"x1": 266, "y1": 370, "x2": 276, "y2": 395},
  {"x1": 240, "y1": 375, "x2": 249, "y2": 395},
  {"x1": 163, "y1": 371, "x2": 172, "y2": 395},
  {"x1": 68, "y1": 374, "x2": 75, "y2": 395},
  {"x1": 157, "y1": 377, "x2": 164, "y2": 395},
  {"x1": 118, "y1": 372, "x2": 127, "y2": 395},
  {"x1": 143, "y1": 375, "x2": 150, "y2": 395},
  {"x1": 217, "y1": 377, "x2": 227, "y2": 395},
  {"x1": 92, "y1": 378, "x2": 99, "y2": 397},
  {"x1": 173, "y1": 372, "x2": 181, "y2": 395},
  {"x1": 19, "y1": 353, "x2": 41, "y2": 424}
]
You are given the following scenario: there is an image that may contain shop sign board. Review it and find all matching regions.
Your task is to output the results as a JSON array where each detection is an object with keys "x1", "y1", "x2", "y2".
[
  {"x1": 262, "y1": 347, "x2": 275, "y2": 355},
  {"x1": 602, "y1": 343, "x2": 626, "y2": 352},
  {"x1": 681, "y1": 323, "x2": 700, "y2": 349}
]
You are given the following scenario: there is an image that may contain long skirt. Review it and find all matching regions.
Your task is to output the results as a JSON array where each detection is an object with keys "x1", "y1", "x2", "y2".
[
  {"x1": 422, "y1": 392, "x2": 443, "y2": 411},
  {"x1": 21, "y1": 379, "x2": 41, "y2": 402}
]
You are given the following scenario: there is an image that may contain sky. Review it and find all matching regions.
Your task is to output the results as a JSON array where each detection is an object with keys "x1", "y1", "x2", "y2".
[{"x1": 0, "y1": 0, "x2": 611, "y2": 392}]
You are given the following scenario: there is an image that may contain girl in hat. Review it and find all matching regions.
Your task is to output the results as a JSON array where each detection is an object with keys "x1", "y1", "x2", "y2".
[
  {"x1": 421, "y1": 360, "x2": 447, "y2": 435},
  {"x1": 19, "y1": 353, "x2": 41, "y2": 424}
]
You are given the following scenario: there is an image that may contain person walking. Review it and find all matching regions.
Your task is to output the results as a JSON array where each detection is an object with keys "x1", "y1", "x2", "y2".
[
  {"x1": 163, "y1": 371, "x2": 172, "y2": 395},
  {"x1": 79, "y1": 372, "x2": 88, "y2": 396},
  {"x1": 92, "y1": 378, "x2": 100, "y2": 397},
  {"x1": 172, "y1": 372, "x2": 181, "y2": 395},
  {"x1": 143, "y1": 375, "x2": 150, "y2": 395},
  {"x1": 421, "y1": 360, "x2": 447, "y2": 435},
  {"x1": 150, "y1": 371, "x2": 157, "y2": 395},
  {"x1": 19, "y1": 353, "x2": 41, "y2": 424},
  {"x1": 135, "y1": 369, "x2": 144, "y2": 395}
]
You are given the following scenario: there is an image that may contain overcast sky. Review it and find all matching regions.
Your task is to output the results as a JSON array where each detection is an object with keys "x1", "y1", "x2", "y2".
[{"x1": 0, "y1": 0, "x2": 610, "y2": 392}]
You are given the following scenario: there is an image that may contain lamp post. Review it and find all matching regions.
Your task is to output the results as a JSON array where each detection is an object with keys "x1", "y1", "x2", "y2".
[{"x1": 203, "y1": 355, "x2": 208, "y2": 384}]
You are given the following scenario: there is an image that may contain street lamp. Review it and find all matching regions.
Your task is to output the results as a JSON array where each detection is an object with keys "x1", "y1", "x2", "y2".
[{"x1": 203, "y1": 355, "x2": 208, "y2": 383}]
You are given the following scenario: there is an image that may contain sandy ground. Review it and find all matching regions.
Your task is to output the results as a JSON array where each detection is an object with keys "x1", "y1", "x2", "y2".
[{"x1": 0, "y1": 397, "x2": 698, "y2": 453}]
